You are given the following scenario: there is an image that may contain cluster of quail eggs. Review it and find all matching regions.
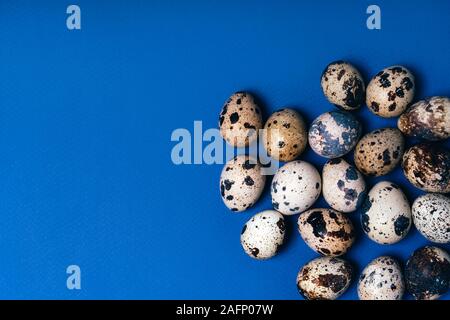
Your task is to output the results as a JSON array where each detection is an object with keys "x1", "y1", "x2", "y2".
[{"x1": 218, "y1": 61, "x2": 450, "y2": 300}]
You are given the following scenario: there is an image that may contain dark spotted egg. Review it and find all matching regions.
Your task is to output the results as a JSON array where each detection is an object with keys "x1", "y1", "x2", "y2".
[
  {"x1": 308, "y1": 111, "x2": 361, "y2": 158},
  {"x1": 297, "y1": 256, "x2": 353, "y2": 300},
  {"x1": 262, "y1": 108, "x2": 307, "y2": 162},
  {"x1": 354, "y1": 128, "x2": 405, "y2": 177},
  {"x1": 358, "y1": 256, "x2": 404, "y2": 300},
  {"x1": 405, "y1": 246, "x2": 450, "y2": 300},
  {"x1": 398, "y1": 96, "x2": 450, "y2": 141},
  {"x1": 220, "y1": 155, "x2": 266, "y2": 212},
  {"x1": 240, "y1": 210, "x2": 286, "y2": 260},
  {"x1": 219, "y1": 92, "x2": 262, "y2": 147},
  {"x1": 412, "y1": 194, "x2": 450, "y2": 244},
  {"x1": 322, "y1": 158, "x2": 366, "y2": 213},
  {"x1": 271, "y1": 161, "x2": 321, "y2": 215},
  {"x1": 366, "y1": 66, "x2": 415, "y2": 118},
  {"x1": 361, "y1": 181, "x2": 411, "y2": 245},
  {"x1": 321, "y1": 61, "x2": 365, "y2": 111},
  {"x1": 297, "y1": 208, "x2": 355, "y2": 257},
  {"x1": 402, "y1": 144, "x2": 450, "y2": 193}
]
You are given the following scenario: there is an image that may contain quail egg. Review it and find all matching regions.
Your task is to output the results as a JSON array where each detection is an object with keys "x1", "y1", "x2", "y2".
[
  {"x1": 361, "y1": 181, "x2": 411, "y2": 245},
  {"x1": 402, "y1": 144, "x2": 450, "y2": 193},
  {"x1": 405, "y1": 246, "x2": 450, "y2": 300},
  {"x1": 308, "y1": 111, "x2": 361, "y2": 158},
  {"x1": 398, "y1": 96, "x2": 450, "y2": 141},
  {"x1": 298, "y1": 208, "x2": 355, "y2": 256},
  {"x1": 321, "y1": 61, "x2": 365, "y2": 111},
  {"x1": 358, "y1": 256, "x2": 405, "y2": 300},
  {"x1": 220, "y1": 155, "x2": 266, "y2": 212},
  {"x1": 240, "y1": 210, "x2": 286, "y2": 260},
  {"x1": 219, "y1": 92, "x2": 262, "y2": 147},
  {"x1": 271, "y1": 161, "x2": 321, "y2": 215},
  {"x1": 297, "y1": 256, "x2": 353, "y2": 300},
  {"x1": 262, "y1": 108, "x2": 307, "y2": 161},
  {"x1": 322, "y1": 158, "x2": 366, "y2": 213},
  {"x1": 412, "y1": 194, "x2": 450, "y2": 244},
  {"x1": 354, "y1": 128, "x2": 405, "y2": 177},
  {"x1": 366, "y1": 66, "x2": 415, "y2": 117}
]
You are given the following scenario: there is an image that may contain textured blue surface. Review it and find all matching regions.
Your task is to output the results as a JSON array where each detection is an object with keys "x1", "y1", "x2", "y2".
[{"x1": 0, "y1": 0, "x2": 449, "y2": 299}]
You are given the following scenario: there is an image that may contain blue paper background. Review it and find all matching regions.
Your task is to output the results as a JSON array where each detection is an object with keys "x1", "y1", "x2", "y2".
[{"x1": 0, "y1": 0, "x2": 449, "y2": 299}]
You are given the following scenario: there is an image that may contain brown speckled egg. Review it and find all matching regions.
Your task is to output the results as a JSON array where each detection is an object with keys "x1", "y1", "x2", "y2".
[
  {"x1": 354, "y1": 128, "x2": 405, "y2": 177},
  {"x1": 219, "y1": 155, "x2": 266, "y2": 212},
  {"x1": 297, "y1": 256, "x2": 353, "y2": 300},
  {"x1": 240, "y1": 210, "x2": 285, "y2": 260},
  {"x1": 398, "y1": 96, "x2": 450, "y2": 141},
  {"x1": 297, "y1": 208, "x2": 355, "y2": 257},
  {"x1": 322, "y1": 158, "x2": 367, "y2": 213},
  {"x1": 402, "y1": 144, "x2": 450, "y2": 193},
  {"x1": 262, "y1": 108, "x2": 307, "y2": 161},
  {"x1": 219, "y1": 92, "x2": 262, "y2": 147},
  {"x1": 366, "y1": 66, "x2": 415, "y2": 117},
  {"x1": 405, "y1": 246, "x2": 450, "y2": 300},
  {"x1": 321, "y1": 61, "x2": 365, "y2": 111},
  {"x1": 358, "y1": 256, "x2": 405, "y2": 300},
  {"x1": 412, "y1": 194, "x2": 450, "y2": 244}
]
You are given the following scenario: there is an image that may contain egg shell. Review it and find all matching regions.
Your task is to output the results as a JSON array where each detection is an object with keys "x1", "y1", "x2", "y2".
[
  {"x1": 361, "y1": 181, "x2": 411, "y2": 245},
  {"x1": 321, "y1": 61, "x2": 365, "y2": 111},
  {"x1": 297, "y1": 256, "x2": 353, "y2": 300},
  {"x1": 262, "y1": 108, "x2": 307, "y2": 162},
  {"x1": 412, "y1": 194, "x2": 450, "y2": 244},
  {"x1": 308, "y1": 111, "x2": 361, "y2": 158},
  {"x1": 354, "y1": 128, "x2": 404, "y2": 177},
  {"x1": 398, "y1": 96, "x2": 450, "y2": 141},
  {"x1": 297, "y1": 208, "x2": 355, "y2": 257},
  {"x1": 322, "y1": 158, "x2": 366, "y2": 212},
  {"x1": 220, "y1": 155, "x2": 266, "y2": 212},
  {"x1": 358, "y1": 256, "x2": 405, "y2": 300},
  {"x1": 219, "y1": 92, "x2": 262, "y2": 147},
  {"x1": 240, "y1": 210, "x2": 286, "y2": 260},
  {"x1": 405, "y1": 246, "x2": 450, "y2": 300},
  {"x1": 366, "y1": 66, "x2": 415, "y2": 118},
  {"x1": 402, "y1": 143, "x2": 450, "y2": 193},
  {"x1": 271, "y1": 161, "x2": 321, "y2": 215}
]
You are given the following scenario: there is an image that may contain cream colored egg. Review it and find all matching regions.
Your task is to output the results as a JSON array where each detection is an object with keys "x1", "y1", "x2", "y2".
[
  {"x1": 219, "y1": 92, "x2": 262, "y2": 147},
  {"x1": 366, "y1": 66, "x2": 415, "y2": 118},
  {"x1": 322, "y1": 158, "x2": 366, "y2": 212},
  {"x1": 220, "y1": 155, "x2": 266, "y2": 212}
]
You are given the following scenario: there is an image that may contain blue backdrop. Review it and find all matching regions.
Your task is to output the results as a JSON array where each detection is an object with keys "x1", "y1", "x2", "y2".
[{"x1": 0, "y1": 0, "x2": 449, "y2": 299}]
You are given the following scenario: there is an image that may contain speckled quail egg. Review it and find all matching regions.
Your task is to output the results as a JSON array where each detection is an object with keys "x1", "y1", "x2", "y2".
[
  {"x1": 366, "y1": 66, "x2": 415, "y2": 118},
  {"x1": 220, "y1": 155, "x2": 266, "y2": 212},
  {"x1": 402, "y1": 144, "x2": 450, "y2": 193},
  {"x1": 308, "y1": 111, "x2": 361, "y2": 158},
  {"x1": 361, "y1": 181, "x2": 411, "y2": 245},
  {"x1": 322, "y1": 158, "x2": 366, "y2": 213},
  {"x1": 240, "y1": 210, "x2": 286, "y2": 260},
  {"x1": 405, "y1": 246, "x2": 450, "y2": 300},
  {"x1": 412, "y1": 194, "x2": 450, "y2": 244},
  {"x1": 358, "y1": 256, "x2": 405, "y2": 300},
  {"x1": 271, "y1": 161, "x2": 321, "y2": 215},
  {"x1": 398, "y1": 96, "x2": 450, "y2": 141},
  {"x1": 297, "y1": 256, "x2": 353, "y2": 300},
  {"x1": 298, "y1": 208, "x2": 355, "y2": 257},
  {"x1": 219, "y1": 92, "x2": 262, "y2": 147},
  {"x1": 354, "y1": 128, "x2": 405, "y2": 177},
  {"x1": 321, "y1": 61, "x2": 365, "y2": 111},
  {"x1": 262, "y1": 108, "x2": 307, "y2": 161}
]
